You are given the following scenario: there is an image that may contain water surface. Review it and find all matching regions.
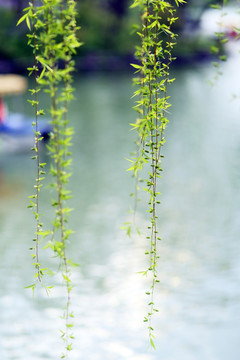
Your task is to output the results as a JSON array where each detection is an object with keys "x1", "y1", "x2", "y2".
[{"x1": 0, "y1": 56, "x2": 240, "y2": 359}]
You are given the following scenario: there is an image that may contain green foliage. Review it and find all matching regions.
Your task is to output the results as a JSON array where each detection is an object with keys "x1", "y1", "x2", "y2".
[
  {"x1": 18, "y1": 0, "x2": 81, "y2": 358},
  {"x1": 76, "y1": 0, "x2": 135, "y2": 55},
  {"x1": 129, "y1": 0, "x2": 184, "y2": 348},
  {"x1": 0, "y1": 8, "x2": 32, "y2": 63},
  {"x1": 0, "y1": 1, "x2": 135, "y2": 64}
]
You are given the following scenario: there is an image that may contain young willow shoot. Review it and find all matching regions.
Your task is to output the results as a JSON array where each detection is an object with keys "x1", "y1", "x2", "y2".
[
  {"x1": 17, "y1": 0, "x2": 81, "y2": 358},
  {"x1": 129, "y1": 0, "x2": 185, "y2": 348},
  {"x1": 209, "y1": 0, "x2": 229, "y2": 83}
]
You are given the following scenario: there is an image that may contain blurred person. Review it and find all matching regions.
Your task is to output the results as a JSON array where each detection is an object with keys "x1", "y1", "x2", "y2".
[{"x1": 0, "y1": 97, "x2": 6, "y2": 125}]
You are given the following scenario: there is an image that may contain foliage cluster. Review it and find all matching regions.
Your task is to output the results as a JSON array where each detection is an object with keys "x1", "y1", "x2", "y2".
[
  {"x1": 0, "y1": 0, "x2": 135, "y2": 67},
  {"x1": 77, "y1": 0, "x2": 135, "y2": 55},
  {"x1": 0, "y1": 0, "x2": 233, "y2": 71},
  {"x1": 0, "y1": 8, "x2": 33, "y2": 66}
]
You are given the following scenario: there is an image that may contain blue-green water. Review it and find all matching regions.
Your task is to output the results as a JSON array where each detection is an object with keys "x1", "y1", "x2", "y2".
[{"x1": 0, "y1": 54, "x2": 240, "y2": 360}]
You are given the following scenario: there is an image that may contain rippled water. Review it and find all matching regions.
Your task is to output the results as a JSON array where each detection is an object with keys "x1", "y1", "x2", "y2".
[{"x1": 0, "y1": 54, "x2": 240, "y2": 359}]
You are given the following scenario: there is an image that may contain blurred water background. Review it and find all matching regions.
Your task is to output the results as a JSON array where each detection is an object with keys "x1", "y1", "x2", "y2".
[
  {"x1": 0, "y1": 1, "x2": 240, "y2": 359},
  {"x1": 0, "y1": 59, "x2": 239, "y2": 359}
]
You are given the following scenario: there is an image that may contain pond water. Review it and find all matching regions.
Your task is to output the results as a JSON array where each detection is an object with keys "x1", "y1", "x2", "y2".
[{"x1": 0, "y1": 53, "x2": 240, "y2": 360}]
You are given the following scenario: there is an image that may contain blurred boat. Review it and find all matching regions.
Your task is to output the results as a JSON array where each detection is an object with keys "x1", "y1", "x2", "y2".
[
  {"x1": 0, "y1": 74, "x2": 51, "y2": 153},
  {"x1": 0, "y1": 112, "x2": 51, "y2": 153}
]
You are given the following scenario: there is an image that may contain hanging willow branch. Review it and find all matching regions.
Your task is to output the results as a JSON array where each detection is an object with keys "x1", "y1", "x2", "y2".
[
  {"x1": 129, "y1": 0, "x2": 185, "y2": 348},
  {"x1": 18, "y1": 0, "x2": 81, "y2": 358},
  {"x1": 209, "y1": 0, "x2": 229, "y2": 84},
  {"x1": 18, "y1": 0, "x2": 49, "y2": 289}
]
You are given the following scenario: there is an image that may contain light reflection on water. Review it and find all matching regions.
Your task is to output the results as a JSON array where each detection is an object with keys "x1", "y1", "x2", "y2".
[{"x1": 0, "y1": 56, "x2": 240, "y2": 359}]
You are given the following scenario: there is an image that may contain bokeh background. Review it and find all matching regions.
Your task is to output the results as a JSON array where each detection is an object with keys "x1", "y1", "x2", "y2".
[{"x1": 0, "y1": 1, "x2": 240, "y2": 359}]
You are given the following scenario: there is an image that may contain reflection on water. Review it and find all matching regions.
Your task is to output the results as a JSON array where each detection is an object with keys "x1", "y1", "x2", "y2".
[{"x1": 0, "y1": 57, "x2": 240, "y2": 360}]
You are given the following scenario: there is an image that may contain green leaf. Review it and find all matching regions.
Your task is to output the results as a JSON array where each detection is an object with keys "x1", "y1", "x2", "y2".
[
  {"x1": 16, "y1": 13, "x2": 28, "y2": 26},
  {"x1": 25, "y1": 284, "x2": 36, "y2": 289},
  {"x1": 210, "y1": 4, "x2": 221, "y2": 9},
  {"x1": 219, "y1": 55, "x2": 227, "y2": 61},
  {"x1": 130, "y1": 63, "x2": 142, "y2": 70},
  {"x1": 130, "y1": 0, "x2": 141, "y2": 9},
  {"x1": 150, "y1": 337, "x2": 156, "y2": 350},
  {"x1": 63, "y1": 274, "x2": 71, "y2": 283},
  {"x1": 26, "y1": 15, "x2": 31, "y2": 30}
]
